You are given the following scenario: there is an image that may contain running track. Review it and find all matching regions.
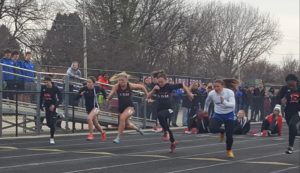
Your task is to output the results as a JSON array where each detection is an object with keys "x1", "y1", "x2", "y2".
[{"x1": 0, "y1": 125, "x2": 299, "y2": 173}]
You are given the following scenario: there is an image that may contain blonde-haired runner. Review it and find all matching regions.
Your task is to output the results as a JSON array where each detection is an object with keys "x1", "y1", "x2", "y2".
[{"x1": 107, "y1": 72, "x2": 148, "y2": 144}]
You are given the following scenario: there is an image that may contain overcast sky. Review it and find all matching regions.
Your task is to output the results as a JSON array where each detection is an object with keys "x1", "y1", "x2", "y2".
[
  {"x1": 56, "y1": 0, "x2": 299, "y2": 65},
  {"x1": 190, "y1": 0, "x2": 299, "y2": 65}
]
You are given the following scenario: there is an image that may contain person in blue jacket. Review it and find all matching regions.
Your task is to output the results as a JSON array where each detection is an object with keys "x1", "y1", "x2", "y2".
[
  {"x1": 22, "y1": 52, "x2": 35, "y2": 102},
  {"x1": 11, "y1": 51, "x2": 25, "y2": 91},
  {"x1": 1, "y1": 49, "x2": 15, "y2": 100}
]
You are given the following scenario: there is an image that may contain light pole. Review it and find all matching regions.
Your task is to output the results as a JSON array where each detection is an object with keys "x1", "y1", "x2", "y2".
[{"x1": 83, "y1": 0, "x2": 88, "y2": 78}]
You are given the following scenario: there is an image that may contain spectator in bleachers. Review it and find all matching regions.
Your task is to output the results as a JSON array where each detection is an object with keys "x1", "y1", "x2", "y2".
[
  {"x1": 1, "y1": 49, "x2": 15, "y2": 100},
  {"x1": 23, "y1": 52, "x2": 36, "y2": 103},
  {"x1": 233, "y1": 110, "x2": 250, "y2": 135},
  {"x1": 97, "y1": 71, "x2": 109, "y2": 90},
  {"x1": 11, "y1": 51, "x2": 25, "y2": 101},
  {"x1": 67, "y1": 61, "x2": 82, "y2": 82},
  {"x1": 66, "y1": 61, "x2": 82, "y2": 106}
]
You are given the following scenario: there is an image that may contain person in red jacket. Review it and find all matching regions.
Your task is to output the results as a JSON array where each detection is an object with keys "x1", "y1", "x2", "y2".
[
  {"x1": 260, "y1": 104, "x2": 283, "y2": 136},
  {"x1": 97, "y1": 72, "x2": 109, "y2": 90}
]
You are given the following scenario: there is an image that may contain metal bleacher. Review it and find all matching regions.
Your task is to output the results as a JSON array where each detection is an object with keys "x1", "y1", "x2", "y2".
[{"x1": 0, "y1": 63, "x2": 156, "y2": 136}]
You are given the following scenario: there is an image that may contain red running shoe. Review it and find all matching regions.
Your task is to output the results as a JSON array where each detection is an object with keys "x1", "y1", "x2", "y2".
[
  {"x1": 87, "y1": 133, "x2": 94, "y2": 141},
  {"x1": 163, "y1": 132, "x2": 169, "y2": 142},
  {"x1": 101, "y1": 131, "x2": 107, "y2": 141},
  {"x1": 170, "y1": 141, "x2": 177, "y2": 153}
]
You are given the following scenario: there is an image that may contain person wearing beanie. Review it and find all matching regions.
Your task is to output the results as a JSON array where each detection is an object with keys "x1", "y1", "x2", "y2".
[
  {"x1": 277, "y1": 74, "x2": 300, "y2": 154},
  {"x1": 259, "y1": 104, "x2": 283, "y2": 136}
]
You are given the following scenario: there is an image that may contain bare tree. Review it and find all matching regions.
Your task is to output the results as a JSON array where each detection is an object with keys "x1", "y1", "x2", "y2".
[
  {"x1": 198, "y1": 2, "x2": 281, "y2": 78},
  {"x1": 280, "y1": 55, "x2": 300, "y2": 80},
  {"x1": 242, "y1": 59, "x2": 280, "y2": 84}
]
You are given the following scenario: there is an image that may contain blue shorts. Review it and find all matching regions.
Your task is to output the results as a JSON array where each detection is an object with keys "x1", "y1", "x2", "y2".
[{"x1": 213, "y1": 112, "x2": 235, "y2": 122}]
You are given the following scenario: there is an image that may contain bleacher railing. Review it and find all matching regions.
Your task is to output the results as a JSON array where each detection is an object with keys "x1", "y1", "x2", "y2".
[{"x1": 0, "y1": 63, "x2": 153, "y2": 137}]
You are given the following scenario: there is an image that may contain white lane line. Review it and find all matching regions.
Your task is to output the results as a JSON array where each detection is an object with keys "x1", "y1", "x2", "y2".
[
  {"x1": 269, "y1": 166, "x2": 300, "y2": 173},
  {"x1": 184, "y1": 158, "x2": 228, "y2": 162},
  {"x1": 0, "y1": 146, "x2": 18, "y2": 151},
  {"x1": 0, "y1": 135, "x2": 237, "y2": 159},
  {"x1": 59, "y1": 142, "x2": 287, "y2": 173},
  {"x1": 165, "y1": 150, "x2": 300, "y2": 173},
  {"x1": 127, "y1": 154, "x2": 170, "y2": 159},
  {"x1": 0, "y1": 156, "x2": 111, "y2": 170},
  {"x1": 245, "y1": 161, "x2": 294, "y2": 166}
]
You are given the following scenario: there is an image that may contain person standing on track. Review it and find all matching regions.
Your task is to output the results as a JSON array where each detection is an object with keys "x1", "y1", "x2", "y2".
[
  {"x1": 204, "y1": 79, "x2": 239, "y2": 158},
  {"x1": 277, "y1": 74, "x2": 300, "y2": 154},
  {"x1": 75, "y1": 76, "x2": 107, "y2": 141},
  {"x1": 40, "y1": 76, "x2": 63, "y2": 144},
  {"x1": 147, "y1": 72, "x2": 193, "y2": 153},
  {"x1": 107, "y1": 72, "x2": 148, "y2": 144}
]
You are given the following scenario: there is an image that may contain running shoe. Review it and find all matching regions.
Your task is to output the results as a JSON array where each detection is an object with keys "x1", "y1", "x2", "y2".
[
  {"x1": 285, "y1": 146, "x2": 293, "y2": 154},
  {"x1": 50, "y1": 138, "x2": 55, "y2": 145},
  {"x1": 220, "y1": 133, "x2": 225, "y2": 143},
  {"x1": 262, "y1": 130, "x2": 268, "y2": 137},
  {"x1": 227, "y1": 150, "x2": 235, "y2": 158},
  {"x1": 191, "y1": 128, "x2": 198, "y2": 134},
  {"x1": 155, "y1": 127, "x2": 163, "y2": 133},
  {"x1": 101, "y1": 131, "x2": 107, "y2": 141},
  {"x1": 113, "y1": 137, "x2": 120, "y2": 144},
  {"x1": 184, "y1": 130, "x2": 192, "y2": 134},
  {"x1": 87, "y1": 133, "x2": 94, "y2": 141},
  {"x1": 170, "y1": 141, "x2": 177, "y2": 153},
  {"x1": 163, "y1": 132, "x2": 170, "y2": 142}
]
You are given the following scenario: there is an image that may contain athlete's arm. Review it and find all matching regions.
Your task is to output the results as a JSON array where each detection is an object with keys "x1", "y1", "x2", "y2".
[
  {"x1": 129, "y1": 83, "x2": 149, "y2": 96},
  {"x1": 107, "y1": 84, "x2": 118, "y2": 102},
  {"x1": 222, "y1": 90, "x2": 236, "y2": 108},
  {"x1": 182, "y1": 84, "x2": 194, "y2": 101},
  {"x1": 204, "y1": 92, "x2": 213, "y2": 112},
  {"x1": 147, "y1": 85, "x2": 160, "y2": 99}
]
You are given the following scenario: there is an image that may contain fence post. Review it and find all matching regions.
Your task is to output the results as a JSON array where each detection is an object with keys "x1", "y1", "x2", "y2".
[
  {"x1": 0, "y1": 64, "x2": 3, "y2": 137},
  {"x1": 72, "y1": 104, "x2": 75, "y2": 133},
  {"x1": 143, "y1": 98, "x2": 147, "y2": 129},
  {"x1": 64, "y1": 76, "x2": 70, "y2": 132},
  {"x1": 15, "y1": 92, "x2": 19, "y2": 137},
  {"x1": 36, "y1": 73, "x2": 42, "y2": 135}
]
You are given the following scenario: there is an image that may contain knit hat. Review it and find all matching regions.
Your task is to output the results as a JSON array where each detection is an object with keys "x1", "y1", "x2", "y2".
[{"x1": 273, "y1": 104, "x2": 281, "y2": 113}]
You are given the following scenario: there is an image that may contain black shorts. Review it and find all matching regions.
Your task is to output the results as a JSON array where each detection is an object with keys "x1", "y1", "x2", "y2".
[
  {"x1": 118, "y1": 104, "x2": 134, "y2": 113},
  {"x1": 86, "y1": 106, "x2": 98, "y2": 114}
]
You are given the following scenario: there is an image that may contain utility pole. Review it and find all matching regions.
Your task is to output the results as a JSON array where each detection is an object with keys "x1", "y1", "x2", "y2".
[{"x1": 83, "y1": 0, "x2": 88, "y2": 78}]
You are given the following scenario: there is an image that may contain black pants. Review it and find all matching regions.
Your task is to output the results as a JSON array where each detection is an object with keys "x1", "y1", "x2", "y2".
[
  {"x1": 285, "y1": 112, "x2": 300, "y2": 147},
  {"x1": 152, "y1": 101, "x2": 159, "y2": 125},
  {"x1": 209, "y1": 118, "x2": 234, "y2": 150},
  {"x1": 45, "y1": 107, "x2": 58, "y2": 138},
  {"x1": 261, "y1": 120, "x2": 278, "y2": 134},
  {"x1": 3, "y1": 80, "x2": 15, "y2": 100},
  {"x1": 158, "y1": 110, "x2": 175, "y2": 143},
  {"x1": 188, "y1": 106, "x2": 199, "y2": 131}
]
